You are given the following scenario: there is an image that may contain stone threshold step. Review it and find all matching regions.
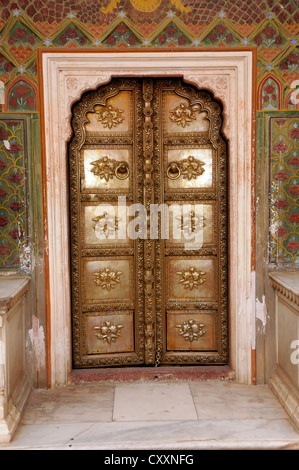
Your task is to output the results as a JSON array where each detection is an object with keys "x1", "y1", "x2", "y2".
[{"x1": 69, "y1": 365, "x2": 235, "y2": 383}]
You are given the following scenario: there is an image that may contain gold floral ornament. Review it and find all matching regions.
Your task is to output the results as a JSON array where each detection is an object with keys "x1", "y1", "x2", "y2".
[
  {"x1": 169, "y1": 103, "x2": 197, "y2": 128},
  {"x1": 94, "y1": 321, "x2": 123, "y2": 344},
  {"x1": 176, "y1": 319, "x2": 206, "y2": 342},
  {"x1": 96, "y1": 104, "x2": 124, "y2": 129},
  {"x1": 101, "y1": 0, "x2": 190, "y2": 14},
  {"x1": 176, "y1": 267, "x2": 206, "y2": 290},
  {"x1": 177, "y1": 210, "x2": 206, "y2": 234},
  {"x1": 94, "y1": 267, "x2": 123, "y2": 291},
  {"x1": 92, "y1": 212, "x2": 120, "y2": 238},
  {"x1": 90, "y1": 155, "x2": 130, "y2": 182},
  {"x1": 167, "y1": 155, "x2": 205, "y2": 180}
]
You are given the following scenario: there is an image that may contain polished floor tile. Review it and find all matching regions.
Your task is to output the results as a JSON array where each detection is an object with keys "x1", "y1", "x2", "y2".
[
  {"x1": 21, "y1": 382, "x2": 115, "y2": 424},
  {"x1": 113, "y1": 382, "x2": 198, "y2": 421},
  {"x1": 0, "y1": 380, "x2": 298, "y2": 450},
  {"x1": 189, "y1": 381, "x2": 289, "y2": 420}
]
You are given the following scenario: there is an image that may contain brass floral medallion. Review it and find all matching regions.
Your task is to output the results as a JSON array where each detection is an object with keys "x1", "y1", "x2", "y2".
[
  {"x1": 90, "y1": 155, "x2": 130, "y2": 182},
  {"x1": 167, "y1": 155, "x2": 205, "y2": 180},
  {"x1": 92, "y1": 212, "x2": 120, "y2": 238},
  {"x1": 169, "y1": 103, "x2": 196, "y2": 128},
  {"x1": 176, "y1": 267, "x2": 206, "y2": 290},
  {"x1": 96, "y1": 104, "x2": 124, "y2": 129},
  {"x1": 94, "y1": 321, "x2": 124, "y2": 344},
  {"x1": 176, "y1": 319, "x2": 206, "y2": 342},
  {"x1": 94, "y1": 267, "x2": 123, "y2": 291}
]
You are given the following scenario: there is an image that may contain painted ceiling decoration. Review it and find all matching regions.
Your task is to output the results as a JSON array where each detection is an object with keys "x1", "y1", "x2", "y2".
[{"x1": 101, "y1": 0, "x2": 190, "y2": 14}]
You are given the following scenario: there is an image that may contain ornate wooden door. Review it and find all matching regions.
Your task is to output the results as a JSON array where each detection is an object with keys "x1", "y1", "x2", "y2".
[{"x1": 69, "y1": 78, "x2": 228, "y2": 368}]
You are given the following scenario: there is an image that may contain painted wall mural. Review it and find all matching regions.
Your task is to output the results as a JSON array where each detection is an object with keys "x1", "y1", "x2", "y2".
[
  {"x1": 0, "y1": 117, "x2": 29, "y2": 268},
  {"x1": 0, "y1": 0, "x2": 298, "y2": 268},
  {"x1": 270, "y1": 114, "x2": 299, "y2": 263}
]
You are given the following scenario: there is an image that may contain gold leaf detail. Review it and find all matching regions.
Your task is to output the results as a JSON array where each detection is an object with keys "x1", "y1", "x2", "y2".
[
  {"x1": 170, "y1": 0, "x2": 191, "y2": 13},
  {"x1": 176, "y1": 210, "x2": 206, "y2": 234},
  {"x1": 169, "y1": 103, "x2": 196, "y2": 128},
  {"x1": 92, "y1": 212, "x2": 120, "y2": 238},
  {"x1": 94, "y1": 267, "x2": 123, "y2": 291},
  {"x1": 96, "y1": 104, "x2": 124, "y2": 129},
  {"x1": 101, "y1": 0, "x2": 190, "y2": 14},
  {"x1": 101, "y1": 0, "x2": 120, "y2": 14},
  {"x1": 176, "y1": 319, "x2": 206, "y2": 342},
  {"x1": 130, "y1": 0, "x2": 162, "y2": 12},
  {"x1": 176, "y1": 267, "x2": 206, "y2": 290},
  {"x1": 167, "y1": 155, "x2": 205, "y2": 180},
  {"x1": 94, "y1": 321, "x2": 123, "y2": 344},
  {"x1": 90, "y1": 155, "x2": 129, "y2": 182}
]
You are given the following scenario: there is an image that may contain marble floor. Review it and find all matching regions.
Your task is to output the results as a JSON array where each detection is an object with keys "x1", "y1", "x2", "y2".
[{"x1": 1, "y1": 380, "x2": 299, "y2": 450}]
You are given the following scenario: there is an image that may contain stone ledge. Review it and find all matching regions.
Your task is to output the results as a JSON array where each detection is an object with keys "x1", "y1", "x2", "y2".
[
  {"x1": 269, "y1": 271, "x2": 299, "y2": 311},
  {"x1": 69, "y1": 365, "x2": 235, "y2": 384},
  {"x1": 0, "y1": 277, "x2": 30, "y2": 315}
]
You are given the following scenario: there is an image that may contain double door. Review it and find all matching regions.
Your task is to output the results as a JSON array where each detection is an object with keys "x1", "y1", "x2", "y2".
[{"x1": 69, "y1": 77, "x2": 228, "y2": 368}]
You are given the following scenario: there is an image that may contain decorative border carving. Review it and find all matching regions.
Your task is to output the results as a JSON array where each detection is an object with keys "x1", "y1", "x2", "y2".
[
  {"x1": 0, "y1": 278, "x2": 30, "y2": 316},
  {"x1": 142, "y1": 78, "x2": 156, "y2": 365},
  {"x1": 270, "y1": 277, "x2": 299, "y2": 312}
]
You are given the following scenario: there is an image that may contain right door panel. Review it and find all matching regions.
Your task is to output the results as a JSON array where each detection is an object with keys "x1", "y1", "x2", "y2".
[{"x1": 153, "y1": 79, "x2": 228, "y2": 365}]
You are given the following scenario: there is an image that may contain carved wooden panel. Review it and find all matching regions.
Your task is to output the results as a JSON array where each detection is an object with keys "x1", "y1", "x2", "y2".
[
  {"x1": 166, "y1": 257, "x2": 217, "y2": 303},
  {"x1": 166, "y1": 201, "x2": 216, "y2": 248},
  {"x1": 166, "y1": 311, "x2": 215, "y2": 351},
  {"x1": 165, "y1": 146, "x2": 215, "y2": 193},
  {"x1": 82, "y1": 257, "x2": 134, "y2": 305},
  {"x1": 83, "y1": 311, "x2": 134, "y2": 355},
  {"x1": 81, "y1": 202, "x2": 133, "y2": 247},
  {"x1": 69, "y1": 77, "x2": 228, "y2": 368},
  {"x1": 81, "y1": 146, "x2": 132, "y2": 195}
]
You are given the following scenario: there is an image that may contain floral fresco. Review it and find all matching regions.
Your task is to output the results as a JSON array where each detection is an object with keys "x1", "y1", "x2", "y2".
[
  {"x1": 270, "y1": 116, "x2": 299, "y2": 263},
  {"x1": 7, "y1": 79, "x2": 36, "y2": 111},
  {"x1": 0, "y1": 118, "x2": 28, "y2": 267}
]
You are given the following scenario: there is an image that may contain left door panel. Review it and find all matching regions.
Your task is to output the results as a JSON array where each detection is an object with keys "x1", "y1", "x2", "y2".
[{"x1": 69, "y1": 78, "x2": 145, "y2": 368}]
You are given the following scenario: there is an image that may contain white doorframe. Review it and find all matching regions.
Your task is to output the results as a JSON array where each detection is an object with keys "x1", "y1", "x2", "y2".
[{"x1": 39, "y1": 49, "x2": 256, "y2": 387}]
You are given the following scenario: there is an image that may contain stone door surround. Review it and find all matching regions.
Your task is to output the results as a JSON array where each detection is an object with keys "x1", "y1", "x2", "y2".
[{"x1": 38, "y1": 49, "x2": 256, "y2": 388}]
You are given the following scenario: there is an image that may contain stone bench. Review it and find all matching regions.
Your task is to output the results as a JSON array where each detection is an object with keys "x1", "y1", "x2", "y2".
[
  {"x1": 269, "y1": 271, "x2": 299, "y2": 430},
  {"x1": 0, "y1": 277, "x2": 32, "y2": 443}
]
